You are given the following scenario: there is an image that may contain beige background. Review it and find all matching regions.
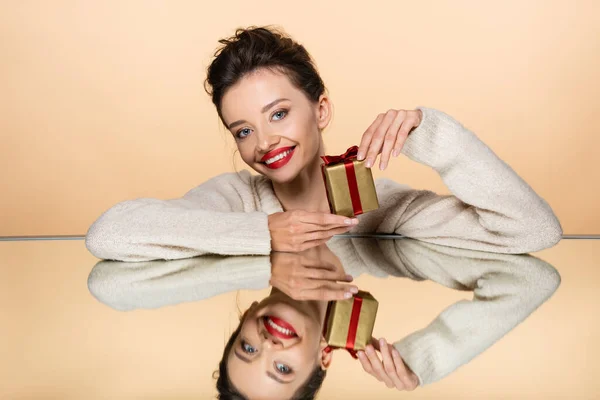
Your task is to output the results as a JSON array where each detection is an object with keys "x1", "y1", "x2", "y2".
[
  {"x1": 0, "y1": 240, "x2": 597, "y2": 399},
  {"x1": 1, "y1": 0, "x2": 599, "y2": 235}
]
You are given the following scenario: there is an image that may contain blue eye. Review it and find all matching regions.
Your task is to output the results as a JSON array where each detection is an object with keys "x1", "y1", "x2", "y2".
[
  {"x1": 241, "y1": 340, "x2": 257, "y2": 354},
  {"x1": 236, "y1": 128, "x2": 251, "y2": 139},
  {"x1": 272, "y1": 110, "x2": 287, "y2": 121},
  {"x1": 275, "y1": 362, "x2": 292, "y2": 375}
]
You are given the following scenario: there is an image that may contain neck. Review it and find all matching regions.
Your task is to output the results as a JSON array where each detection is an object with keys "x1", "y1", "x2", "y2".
[{"x1": 271, "y1": 149, "x2": 330, "y2": 213}]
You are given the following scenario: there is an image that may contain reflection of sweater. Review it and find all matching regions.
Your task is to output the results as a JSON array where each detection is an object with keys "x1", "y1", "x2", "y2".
[
  {"x1": 85, "y1": 107, "x2": 563, "y2": 262},
  {"x1": 87, "y1": 238, "x2": 561, "y2": 386}
]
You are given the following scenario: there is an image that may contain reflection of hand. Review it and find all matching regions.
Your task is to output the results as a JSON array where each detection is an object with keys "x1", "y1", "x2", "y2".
[
  {"x1": 357, "y1": 337, "x2": 419, "y2": 391},
  {"x1": 269, "y1": 246, "x2": 358, "y2": 301},
  {"x1": 268, "y1": 210, "x2": 359, "y2": 252}
]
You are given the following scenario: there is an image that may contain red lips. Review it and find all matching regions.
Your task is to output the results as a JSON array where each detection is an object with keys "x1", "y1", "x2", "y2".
[
  {"x1": 263, "y1": 316, "x2": 297, "y2": 340},
  {"x1": 260, "y1": 146, "x2": 295, "y2": 163}
]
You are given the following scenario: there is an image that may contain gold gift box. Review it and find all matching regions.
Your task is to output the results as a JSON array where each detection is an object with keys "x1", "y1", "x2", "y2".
[
  {"x1": 324, "y1": 290, "x2": 378, "y2": 351},
  {"x1": 321, "y1": 159, "x2": 379, "y2": 217}
]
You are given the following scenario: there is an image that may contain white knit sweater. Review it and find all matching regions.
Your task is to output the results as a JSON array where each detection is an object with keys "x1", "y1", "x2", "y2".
[
  {"x1": 85, "y1": 107, "x2": 563, "y2": 261},
  {"x1": 87, "y1": 238, "x2": 561, "y2": 386}
]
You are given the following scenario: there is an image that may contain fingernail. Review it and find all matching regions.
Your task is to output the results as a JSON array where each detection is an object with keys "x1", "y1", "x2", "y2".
[
  {"x1": 380, "y1": 338, "x2": 386, "y2": 346},
  {"x1": 344, "y1": 219, "x2": 352, "y2": 225},
  {"x1": 365, "y1": 159, "x2": 373, "y2": 168},
  {"x1": 345, "y1": 274, "x2": 354, "y2": 281},
  {"x1": 379, "y1": 162, "x2": 386, "y2": 170},
  {"x1": 366, "y1": 345, "x2": 374, "y2": 354},
  {"x1": 392, "y1": 149, "x2": 400, "y2": 157},
  {"x1": 344, "y1": 292, "x2": 353, "y2": 299},
  {"x1": 357, "y1": 152, "x2": 364, "y2": 160},
  {"x1": 350, "y1": 286, "x2": 359, "y2": 294},
  {"x1": 352, "y1": 218, "x2": 359, "y2": 224}
]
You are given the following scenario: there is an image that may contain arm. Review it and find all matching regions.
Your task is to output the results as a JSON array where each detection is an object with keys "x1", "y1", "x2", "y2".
[
  {"x1": 87, "y1": 254, "x2": 271, "y2": 310},
  {"x1": 85, "y1": 171, "x2": 272, "y2": 261},
  {"x1": 369, "y1": 107, "x2": 562, "y2": 254},
  {"x1": 383, "y1": 239, "x2": 561, "y2": 386}
]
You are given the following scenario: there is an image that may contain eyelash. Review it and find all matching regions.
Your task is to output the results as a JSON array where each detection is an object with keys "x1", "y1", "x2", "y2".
[
  {"x1": 275, "y1": 362, "x2": 292, "y2": 375},
  {"x1": 241, "y1": 340, "x2": 257, "y2": 354},
  {"x1": 240, "y1": 340, "x2": 293, "y2": 375},
  {"x1": 235, "y1": 109, "x2": 289, "y2": 139}
]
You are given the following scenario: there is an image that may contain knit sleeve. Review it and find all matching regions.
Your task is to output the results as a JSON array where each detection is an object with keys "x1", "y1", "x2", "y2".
[
  {"x1": 368, "y1": 107, "x2": 563, "y2": 254},
  {"x1": 85, "y1": 172, "x2": 272, "y2": 261},
  {"x1": 382, "y1": 239, "x2": 561, "y2": 386},
  {"x1": 87, "y1": 255, "x2": 271, "y2": 310}
]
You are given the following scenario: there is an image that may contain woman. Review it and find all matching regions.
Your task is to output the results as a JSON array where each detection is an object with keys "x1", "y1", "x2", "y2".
[
  {"x1": 87, "y1": 238, "x2": 561, "y2": 398},
  {"x1": 85, "y1": 25, "x2": 563, "y2": 263}
]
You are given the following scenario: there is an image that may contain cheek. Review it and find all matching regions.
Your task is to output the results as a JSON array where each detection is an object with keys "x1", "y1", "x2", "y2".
[{"x1": 237, "y1": 143, "x2": 256, "y2": 164}]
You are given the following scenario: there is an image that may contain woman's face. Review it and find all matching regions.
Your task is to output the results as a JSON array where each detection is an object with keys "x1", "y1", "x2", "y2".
[
  {"x1": 220, "y1": 68, "x2": 332, "y2": 184},
  {"x1": 226, "y1": 291, "x2": 331, "y2": 399}
]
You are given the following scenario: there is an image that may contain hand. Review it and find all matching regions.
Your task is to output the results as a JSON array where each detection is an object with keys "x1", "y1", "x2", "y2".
[
  {"x1": 357, "y1": 337, "x2": 419, "y2": 391},
  {"x1": 357, "y1": 109, "x2": 423, "y2": 170},
  {"x1": 268, "y1": 210, "x2": 359, "y2": 252},
  {"x1": 269, "y1": 245, "x2": 358, "y2": 301}
]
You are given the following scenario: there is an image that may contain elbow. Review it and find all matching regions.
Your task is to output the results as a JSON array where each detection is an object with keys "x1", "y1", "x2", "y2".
[
  {"x1": 85, "y1": 212, "x2": 130, "y2": 261},
  {"x1": 512, "y1": 212, "x2": 563, "y2": 254},
  {"x1": 85, "y1": 200, "x2": 142, "y2": 261},
  {"x1": 531, "y1": 213, "x2": 563, "y2": 251},
  {"x1": 85, "y1": 220, "x2": 115, "y2": 260}
]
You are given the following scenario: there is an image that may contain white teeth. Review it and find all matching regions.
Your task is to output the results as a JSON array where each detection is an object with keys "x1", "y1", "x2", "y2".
[
  {"x1": 265, "y1": 149, "x2": 293, "y2": 165},
  {"x1": 267, "y1": 317, "x2": 295, "y2": 336}
]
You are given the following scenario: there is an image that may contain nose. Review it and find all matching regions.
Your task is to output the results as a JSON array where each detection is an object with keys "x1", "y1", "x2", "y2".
[
  {"x1": 255, "y1": 128, "x2": 281, "y2": 154},
  {"x1": 261, "y1": 330, "x2": 283, "y2": 349}
]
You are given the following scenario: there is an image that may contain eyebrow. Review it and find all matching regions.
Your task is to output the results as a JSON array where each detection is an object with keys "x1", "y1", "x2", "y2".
[
  {"x1": 226, "y1": 98, "x2": 290, "y2": 130},
  {"x1": 233, "y1": 350, "x2": 292, "y2": 385}
]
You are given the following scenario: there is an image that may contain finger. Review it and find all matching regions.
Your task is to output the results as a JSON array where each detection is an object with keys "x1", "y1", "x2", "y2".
[
  {"x1": 302, "y1": 267, "x2": 353, "y2": 283},
  {"x1": 391, "y1": 346, "x2": 418, "y2": 390},
  {"x1": 357, "y1": 351, "x2": 377, "y2": 377},
  {"x1": 365, "y1": 344, "x2": 394, "y2": 388},
  {"x1": 300, "y1": 282, "x2": 358, "y2": 301},
  {"x1": 296, "y1": 237, "x2": 331, "y2": 252},
  {"x1": 297, "y1": 211, "x2": 359, "y2": 229},
  {"x1": 378, "y1": 338, "x2": 405, "y2": 390},
  {"x1": 364, "y1": 110, "x2": 397, "y2": 169},
  {"x1": 302, "y1": 225, "x2": 355, "y2": 243},
  {"x1": 378, "y1": 111, "x2": 405, "y2": 170},
  {"x1": 357, "y1": 113, "x2": 385, "y2": 161},
  {"x1": 391, "y1": 115, "x2": 417, "y2": 158}
]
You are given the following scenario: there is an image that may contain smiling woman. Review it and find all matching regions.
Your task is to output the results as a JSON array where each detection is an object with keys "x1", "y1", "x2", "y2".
[
  {"x1": 86, "y1": 23, "x2": 564, "y2": 398},
  {"x1": 215, "y1": 296, "x2": 328, "y2": 400}
]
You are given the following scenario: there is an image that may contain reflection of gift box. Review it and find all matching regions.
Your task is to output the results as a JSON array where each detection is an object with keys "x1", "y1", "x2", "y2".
[
  {"x1": 323, "y1": 290, "x2": 378, "y2": 354},
  {"x1": 321, "y1": 146, "x2": 379, "y2": 217}
]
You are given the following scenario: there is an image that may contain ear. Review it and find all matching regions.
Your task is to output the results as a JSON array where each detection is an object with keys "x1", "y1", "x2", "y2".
[
  {"x1": 318, "y1": 337, "x2": 333, "y2": 370},
  {"x1": 316, "y1": 94, "x2": 333, "y2": 130}
]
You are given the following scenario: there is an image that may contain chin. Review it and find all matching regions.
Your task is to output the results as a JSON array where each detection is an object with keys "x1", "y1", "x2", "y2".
[{"x1": 253, "y1": 164, "x2": 303, "y2": 184}]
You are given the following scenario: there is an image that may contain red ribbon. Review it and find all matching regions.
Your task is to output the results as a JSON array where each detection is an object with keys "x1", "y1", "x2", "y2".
[
  {"x1": 323, "y1": 295, "x2": 364, "y2": 359},
  {"x1": 320, "y1": 146, "x2": 364, "y2": 216},
  {"x1": 320, "y1": 145, "x2": 359, "y2": 166}
]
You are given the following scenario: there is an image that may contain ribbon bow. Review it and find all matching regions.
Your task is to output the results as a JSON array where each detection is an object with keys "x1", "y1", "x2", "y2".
[{"x1": 320, "y1": 145, "x2": 359, "y2": 166}]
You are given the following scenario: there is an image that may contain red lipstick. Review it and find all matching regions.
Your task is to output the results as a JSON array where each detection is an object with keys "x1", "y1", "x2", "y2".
[
  {"x1": 260, "y1": 146, "x2": 296, "y2": 170},
  {"x1": 263, "y1": 316, "x2": 297, "y2": 339}
]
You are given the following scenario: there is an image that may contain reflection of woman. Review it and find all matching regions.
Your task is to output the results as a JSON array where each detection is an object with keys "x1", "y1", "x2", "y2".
[
  {"x1": 88, "y1": 238, "x2": 561, "y2": 398},
  {"x1": 85, "y1": 26, "x2": 562, "y2": 263}
]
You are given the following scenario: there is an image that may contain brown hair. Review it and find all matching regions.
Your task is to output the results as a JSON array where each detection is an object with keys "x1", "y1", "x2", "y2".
[{"x1": 204, "y1": 25, "x2": 327, "y2": 127}]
